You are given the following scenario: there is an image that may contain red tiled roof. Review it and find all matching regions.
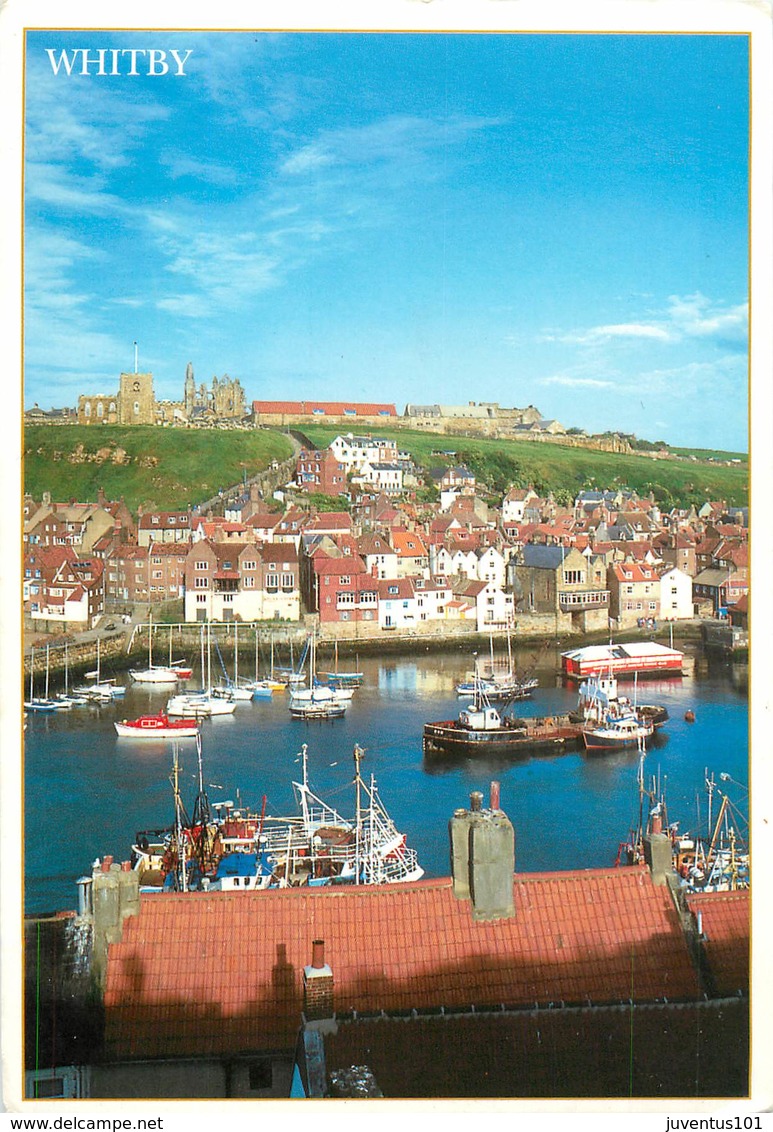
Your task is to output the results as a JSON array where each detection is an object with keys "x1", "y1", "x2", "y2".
[
  {"x1": 103, "y1": 868, "x2": 701, "y2": 1060},
  {"x1": 685, "y1": 890, "x2": 749, "y2": 997},
  {"x1": 304, "y1": 512, "x2": 352, "y2": 531},
  {"x1": 253, "y1": 400, "x2": 397, "y2": 416}
]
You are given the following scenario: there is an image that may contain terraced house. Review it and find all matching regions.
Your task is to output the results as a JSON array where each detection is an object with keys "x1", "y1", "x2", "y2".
[{"x1": 183, "y1": 541, "x2": 299, "y2": 622}]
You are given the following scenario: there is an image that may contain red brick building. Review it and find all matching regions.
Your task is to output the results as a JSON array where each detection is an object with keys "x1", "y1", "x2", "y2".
[{"x1": 295, "y1": 448, "x2": 348, "y2": 495}]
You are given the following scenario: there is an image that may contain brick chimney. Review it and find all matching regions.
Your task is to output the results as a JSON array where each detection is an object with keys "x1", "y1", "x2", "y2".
[{"x1": 303, "y1": 939, "x2": 334, "y2": 1026}]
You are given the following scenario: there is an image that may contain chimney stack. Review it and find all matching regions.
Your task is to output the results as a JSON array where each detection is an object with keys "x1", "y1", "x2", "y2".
[
  {"x1": 303, "y1": 939, "x2": 334, "y2": 1026},
  {"x1": 449, "y1": 785, "x2": 516, "y2": 921}
]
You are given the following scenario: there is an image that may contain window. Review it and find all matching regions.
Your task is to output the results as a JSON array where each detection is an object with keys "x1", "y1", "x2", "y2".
[
  {"x1": 152, "y1": 571, "x2": 162, "y2": 580},
  {"x1": 281, "y1": 573, "x2": 294, "y2": 589},
  {"x1": 266, "y1": 573, "x2": 279, "y2": 591},
  {"x1": 339, "y1": 576, "x2": 351, "y2": 585},
  {"x1": 223, "y1": 594, "x2": 233, "y2": 603},
  {"x1": 195, "y1": 561, "x2": 208, "y2": 570},
  {"x1": 244, "y1": 577, "x2": 255, "y2": 588},
  {"x1": 196, "y1": 594, "x2": 206, "y2": 603},
  {"x1": 338, "y1": 592, "x2": 355, "y2": 605},
  {"x1": 195, "y1": 577, "x2": 209, "y2": 589},
  {"x1": 243, "y1": 560, "x2": 257, "y2": 570}
]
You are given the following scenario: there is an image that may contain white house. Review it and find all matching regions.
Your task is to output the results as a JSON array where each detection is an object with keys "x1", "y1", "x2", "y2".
[
  {"x1": 358, "y1": 534, "x2": 399, "y2": 580},
  {"x1": 413, "y1": 576, "x2": 453, "y2": 622},
  {"x1": 453, "y1": 579, "x2": 515, "y2": 632},
  {"x1": 330, "y1": 434, "x2": 398, "y2": 472},
  {"x1": 355, "y1": 461, "x2": 404, "y2": 496},
  {"x1": 430, "y1": 544, "x2": 479, "y2": 580},
  {"x1": 658, "y1": 566, "x2": 695, "y2": 621},
  {"x1": 475, "y1": 546, "x2": 507, "y2": 589},
  {"x1": 501, "y1": 487, "x2": 538, "y2": 524},
  {"x1": 377, "y1": 577, "x2": 419, "y2": 630}
]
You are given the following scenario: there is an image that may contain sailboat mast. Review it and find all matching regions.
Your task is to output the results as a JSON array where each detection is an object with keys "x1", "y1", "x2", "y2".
[
  {"x1": 354, "y1": 745, "x2": 363, "y2": 886},
  {"x1": 29, "y1": 647, "x2": 34, "y2": 700},
  {"x1": 45, "y1": 643, "x2": 50, "y2": 698},
  {"x1": 234, "y1": 621, "x2": 239, "y2": 684}
]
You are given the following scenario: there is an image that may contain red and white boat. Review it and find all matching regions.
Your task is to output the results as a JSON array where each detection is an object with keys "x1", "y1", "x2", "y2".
[
  {"x1": 562, "y1": 641, "x2": 684, "y2": 679},
  {"x1": 114, "y1": 712, "x2": 200, "y2": 739}
]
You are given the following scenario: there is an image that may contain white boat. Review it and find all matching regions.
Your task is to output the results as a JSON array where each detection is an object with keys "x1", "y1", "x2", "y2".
[
  {"x1": 24, "y1": 645, "x2": 62, "y2": 712},
  {"x1": 582, "y1": 713, "x2": 654, "y2": 751},
  {"x1": 288, "y1": 635, "x2": 351, "y2": 717},
  {"x1": 166, "y1": 689, "x2": 237, "y2": 717},
  {"x1": 576, "y1": 670, "x2": 669, "y2": 730},
  {"x1": 289, "y1": 697, "x2": 347, "y2": 720},
  {"x1": 130, "y1": 616, "x2": 188, "y2": 684},
  {"x1": 73, "y1": 637, "x2": 126, "y2": 701}
]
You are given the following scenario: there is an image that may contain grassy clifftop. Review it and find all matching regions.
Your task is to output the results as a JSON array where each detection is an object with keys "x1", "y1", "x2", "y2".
[
  {"x1": 23, "y1": 425, "x2": 294, "y2": 511},
  {"x1": 299, "y1": 424, "x2": 748, "y2": 510}
]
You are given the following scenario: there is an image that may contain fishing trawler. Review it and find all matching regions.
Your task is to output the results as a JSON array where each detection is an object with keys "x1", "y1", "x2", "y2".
[
  {"x1": 616, "y1": 759, "x2": 749, "y2": 893},
  {"x1": 124, "y1": 741, "x2": 423, "y2": 893}
]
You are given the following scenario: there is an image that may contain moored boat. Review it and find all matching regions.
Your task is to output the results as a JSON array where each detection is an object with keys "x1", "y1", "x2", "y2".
[
  {"x1": 571, "y1": 670, "x2": 669, "y2": 730},
  {"x1": 123, "y1": 741, "x2": 423, "y2": 892},
  {"x1": 562, "y1": 641, "x2": 685, "y2": 679},
  {"x1": 424, "y1": 679, "x2": 583, "y2": 759},
  {"x1": 114, "y1": 712, "x2": 200, "y2": 739},
  {"x1": 616, "y1": 762, "x2": 749, "y2": 894},
  {"x1": 582, "y1": 713, "x2": 654, "y2": 752}
]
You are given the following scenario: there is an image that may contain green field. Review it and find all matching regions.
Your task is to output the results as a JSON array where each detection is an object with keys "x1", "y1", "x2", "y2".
[
  {"x1": 23, "y1": 426, "x2": 294, "y2": 511},
  {"x1": 299, "y1": 425, "x2": 748, "y2": 510}
]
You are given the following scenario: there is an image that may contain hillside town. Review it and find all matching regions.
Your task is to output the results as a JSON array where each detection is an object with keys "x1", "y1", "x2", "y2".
[{"x1": 23, "y1": 429, "x2": 749, "y2": 647}]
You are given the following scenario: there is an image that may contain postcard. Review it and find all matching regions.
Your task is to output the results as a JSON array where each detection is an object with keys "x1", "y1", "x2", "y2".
[{"x1": 2, "y1": 0, "x2": 770, "y2": 1121}]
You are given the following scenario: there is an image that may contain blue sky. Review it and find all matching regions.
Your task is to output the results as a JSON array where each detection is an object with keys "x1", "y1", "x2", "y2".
[{"x1": 23, "y1": 31, "x2": 749, "y2": 450}]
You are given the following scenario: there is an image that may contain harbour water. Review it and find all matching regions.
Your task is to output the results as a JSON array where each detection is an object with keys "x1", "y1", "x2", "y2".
[{"x1": 22, "y1": 648, "x2": 749, "y2": 915}]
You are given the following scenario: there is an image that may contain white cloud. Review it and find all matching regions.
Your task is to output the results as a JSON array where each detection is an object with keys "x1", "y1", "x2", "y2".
[
  {"x1": 280, "y1": 114, "x2": 504, "y2": 180},
  {"x1": 666, "y1": 293, "x2": 748, "y2": 340},
  {"x1": 158, "y1": 151, "x2": 240, "y2": 187},
  {"x1": 540, "y1": 376, "x2": 616, "y2": 389},
  {"x1": 546, "y1": 294, "x2": 748, "y2": 349}
]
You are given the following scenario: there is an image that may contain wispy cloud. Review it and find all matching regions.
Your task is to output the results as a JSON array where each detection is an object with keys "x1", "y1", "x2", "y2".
[
  {"x1": 158, "y1": 151, "x2": 240, "y2": 187},
  {"x1": 542, "y1": 294, "x2": 748, "y2": 348},
  {"x1": 540, "y1": 375, "x2": 617, "y2": 389},
  {"x1": 280, "y1": 114, "x2": 504, "y2": 180}
]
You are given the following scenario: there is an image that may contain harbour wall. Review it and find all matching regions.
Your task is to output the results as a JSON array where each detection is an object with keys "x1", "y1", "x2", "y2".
[{"x1": 22, "y1": 617, "x2": 707, "y2": 681}]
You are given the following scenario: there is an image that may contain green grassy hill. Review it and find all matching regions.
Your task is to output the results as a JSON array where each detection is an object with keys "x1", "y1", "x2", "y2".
[
  {"x1": 299, "y1": 425, "x2": 748, "y2": 510},
  {"x1": 23, "y1": 426, "x2": 294, "y2": 511}
]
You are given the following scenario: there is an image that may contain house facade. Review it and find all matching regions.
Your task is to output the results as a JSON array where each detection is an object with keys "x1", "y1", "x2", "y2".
[{"x1": 183, "y1": 541, "x2": 300, "y2": 622}]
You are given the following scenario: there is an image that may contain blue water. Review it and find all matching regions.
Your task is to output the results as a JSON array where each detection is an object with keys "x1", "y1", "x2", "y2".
[{"x1": 22, "y1": 650, "x2": 749, "y2": 914}]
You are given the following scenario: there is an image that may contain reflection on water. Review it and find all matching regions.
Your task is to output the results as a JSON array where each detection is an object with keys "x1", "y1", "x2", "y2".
[{"x1": 22, "y1": 652, "x2": 748, "y2": 914}]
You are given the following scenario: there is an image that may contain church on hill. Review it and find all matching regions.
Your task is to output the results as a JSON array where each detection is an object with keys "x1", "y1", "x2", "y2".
[{"x1": 76, "y1": 363, "x2": 246, "y2": 426}]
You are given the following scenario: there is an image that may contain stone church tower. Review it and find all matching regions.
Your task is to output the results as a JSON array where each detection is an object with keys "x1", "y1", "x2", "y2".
[
  {"x1": 118, "y1": 371, "x2": 155, "y2": 425},
  {"x1": 184, "y1": 362, "x2": 196, "y2": 417}
]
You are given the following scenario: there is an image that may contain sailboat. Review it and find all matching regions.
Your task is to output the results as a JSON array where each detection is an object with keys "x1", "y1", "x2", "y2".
[
  {"x1": 130, "y1": 615, "x2": 186, "y2": 684},
  {"x1": 289, "y1": 634, "x2": 351, "y2": 718},
  {"x1": 73, "y1": 635, "x2": 126, "y2": 701},
  {"x1": 209, "y1": 622, "x2": 255, "y2": 701},
  {"x1": 166, "y1": 624, "x2": 236, "y2": 716},
  {"x1": 321, "y1": 639, "x2": 363, "y2": 688},
  {"x1": 24, "y1": 645, "x2": 60, "y2": 712}
]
